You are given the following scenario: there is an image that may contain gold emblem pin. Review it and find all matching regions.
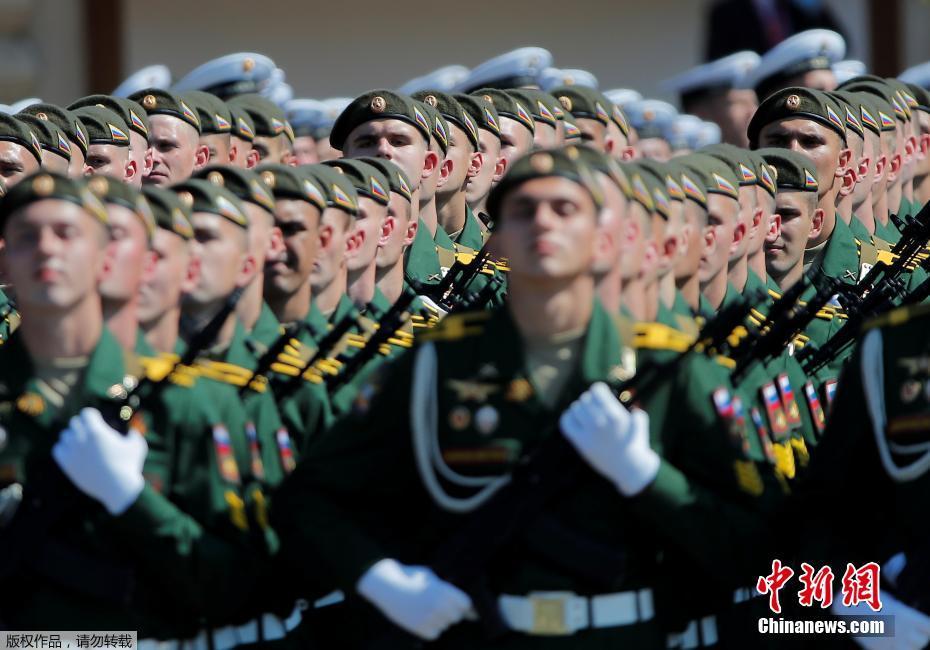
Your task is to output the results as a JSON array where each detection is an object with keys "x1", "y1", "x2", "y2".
[
  {"x1": 530, "y1": 152, "x2": 555, "y2": 173},
  {"x1": 32, "y1": 175, "x2": 55, "y2": 197},
  {"x1": 371, "y1": 96, "x2": 386, "y2": 113},
  {"x1": 177, "y1": 191, "x2": 194, "y2": 208},
  {"x1": 559, "y1": 96, "x2": 573, "y2": 112},
  {"x1": 207, "y1": 171, "x2": 224, "y2": 186},
  {"x1": 36, "y1": 112, "x2": 48, "y2": 120},
  {"x1": 87, "y1": 175, "x2": 109, "y2": 196},
  {"x1": 786, "y1": 95, "x2": 801, "y2": 110},
  {"x1": 243, "y1": 57, "x2": 255, "y2": 72},
  {"x1": 142, "y1": 94, "x2": 157, "y2": 109},
  {"x1": 261, "y1": 170, "x2": 276, "y2": 188},
  {"x1": 482, "y1": 94, "x2": 494, "y2": 105},
  {"x1": 424, "y1": 94, "x2": 438, "y2": 107}
]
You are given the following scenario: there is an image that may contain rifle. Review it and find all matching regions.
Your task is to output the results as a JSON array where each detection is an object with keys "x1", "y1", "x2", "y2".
[
  {"x1": 371, "y1": 292, "x2": 758, "y2": 647},
  {"x1": 239, "y1": 321, "x2": 315, "y2": 396},
  {"x1": 0, "y1": 286, "x2": 244, "y2": 595},
  {"x1": 728, "y1": 279, "x2": 809, "y2": 371}
]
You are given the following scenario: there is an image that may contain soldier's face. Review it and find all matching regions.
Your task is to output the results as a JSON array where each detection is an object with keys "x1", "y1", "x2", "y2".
[
  {"x1": 691, "y1": 90, "x2": 757, "y2": 148},
  {"x1": 84, "y1": 144, "x2": 130, "y2": 180},
  {"x1": 40, "y1": 151, "x2": 70, "y2": 175},
  {"x1": 265, "y1": 199, "x2": 321, "y2": 297},
  {"x1": 675, "y1": 201, "x2": 706, "y2": 281},
  {"x1": 253, "y1": 134, "x2": 293, "y2": 165},
  {"x1": 129, "y1": 132, "x2": 153, "y2": 187},
  {"x1": 243, "y1": 203, "x2": 278, "y2": 271},
  {"x1": 851, "y1": 131, "x2": 874, "y2": 209},
  {"x1": 138, "y1": 229, "x2": 190, "y2": 325},
  {"x1": 343, "y1": 120, "x2": 429, "y2": 192},
  {"x1": 99, "y1": 204, "x2": 153, "y2": 302},
  {"x1": 732, "y1": 185, "x2": 756, "y2": 262},
  {"x1": 230, "y1": 136, "x2": 253, "y2": 168},
  {"x1": 591, "y1": 173, "x2": 628, "y2": 277},
  {"x1": 575, "y1": 118, "x2": 607, "y2": 152},
  {"x1": 376, "y1": 192, "x2": 412, "y2": 269},
  {"x1": 466, "y1": 129, "x2": 501, "y2": 205},
  {"x1": 347, "y1": 196, "x2": 386, "y2": 274},
  {"x1": 0, "y1": 142, "x2": 40, "y2": 188},
  {"x1": 497, "y1": 118, "x2": 533, "y2": 179},
  {"x1": 68, "y1": 144, "x2": 85, "y2": 178},
  {"x1": 757, "y1": 119, "x2": 843, "y2": 200},
  {"x1": 1, "y1": 200, "x2": 108, "y2": 310},
  {"x1": 186, "y1": 212, "x2": 248, "y2": 306},
  {"x1": 293, "y1": 136, "x2": 319, "y2": 165},
  {"x1": 310, "y1": 208, "x2": 351, "y2": 292},
  {"x1": 436, "y1": 124, "x2": 477, "y2": 198},
  {"x1": 620, "y1": 202, "x2": 650, "y2": 282},
  {"x1": 315, "y1": 136, "x2": 341, "y2": 163},
  {"x1": 533, "y1": 122, "x2": 558, "y2": 149},
  {"x1": 698, "y1": 194, "x2": 739, "y2": 284},
  {"x1": 200, "y1": 133, "x2": 232, "y2": 165},
  {"x1": 636, "y1": 138, "x2": 673, "y2": 162},
  {"x1": 496, "y1": 176, "x2": 601, "y2": 281},
  {"x1": 765, "y1": 191, "x2": 816, "y2": 280},
  {"x1": 147, "y1": 116, "x2": 200, "y2": 186}
]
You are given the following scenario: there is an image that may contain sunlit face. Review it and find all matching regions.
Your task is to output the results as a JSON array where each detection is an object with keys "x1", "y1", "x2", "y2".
[
  {"x1": 138, "y1": 228, "x2": 190, "y2": 325},
  {"x1": 84, "y1": 144, "x2": 129, "y2": 179},
  {"x1": 575, "y1": 118, "x2": 608, "y2": 152},
  {"x1": 68, "y1": 143, "x2": 86, "y2": 178},
  {"x1": 466, "y1": 129, "x2": 502, "y2": 206},
  {"x1": 252, "y1": 134, "x2": 292, "y2": 165},
  {"x1": 1, "y1": 200, "x2": 108, "y2": 310},
  {"x1": 591, "y1": 173, "x2": 629, "y2": 277},
  {"x1": 533, "y1": 121, "x2": 559, "y2": 149},
  {"x1": 758, "y1": 118, "x2": 843, "y2": 200},
  {"x1": 675, "y1": 200, "x2": 706, "y2": 280},
  {"x1": 200, "y1": 133, "x2": 232, "y2": 165},
  {"x1": 146, "y1": 115, "x2": 200, "y2": 186},
  {"x1": 230, "y1": 136, "x2": 253, "y2": 168},
  {"x1": 698, "y1": 193, "x2": 739, "y2": 283},
  {"x1": 310, "y1": 208, "x2": 352, "y2": 293},
  {"x1": 40, "y1": 150, "x2": 70, "y2": 175},
  {"x1": 264, "y1": 198, "x2": 321, "y2": 298},
  {"x1": 636, "y1": 138, "x2": 673, "y2": 162},
  {"x1": 733, "y1": 185, "x2": 756, "y2": 261},
  {"x1": 186, "y1": 212, "x2": 247, "y2": 306},
  {"x1": 376, "y1": 191, "x2": 412, "y2": 269},
  {"x1": 620, "y1": 201, "x2": 650, "y2": 282},
  {"x1": 495, "y1": 176, "x2": 601, "y2": 282},
  {"x1": 765, "y1": 191, "x2": 816, "y2": 280},
  {"x1": 129, "y1": 131, "x2": 152, "y2": 187},
  {"x1": 496, "y1": 117, "x2": 533, "y2": 184},
  {"x1": 293, "y1": 136, "x2": 319, "y2": 165},
  {"x1": 343, "y1": 119, "x2": 429, "y2": 192},
  {"x1": 99, "y1": 203, "x2": 151, "y2": 302},
  {"x1": 348, "y1": 195, "x2": 387, "y2": 273},
  {"x1": 437, "y1": 123, "x2": 476, "y2": 198}
]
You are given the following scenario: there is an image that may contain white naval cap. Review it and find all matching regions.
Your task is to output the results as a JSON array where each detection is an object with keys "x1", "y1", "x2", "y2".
[
  {"x1": 112, "y1": 65, "x2": 172, "y2": 98},
  {"x1": 398, "y1": 65, "x2": 470, "y2": 95},
  {"x1": 286, "y1": 99, "x2": 329, "y2": 138},
  {"x1": 538, "y1": 68, "x2": 599, "y2": 91},
  {"x1": 603, "y1": 88, "x2": 643, "y2": 109},
  {"x1": 7, "y1": 98, "x2": 42, "y2": 114},
  {"x1": 265, "y1": 81, "x2": 294, "y2": 107},
  {"x1": 900, "y1": 62, "x2": 930, "y2": 90},
  {"x1": 745, "y1": 29, "x2": 845, "y2": 96},
  {"x1": 0, "y1": 104, "x2": 10, "y2": 114},
  {"x1": 663, "y1": 114, "x2": 704, "y2": 151},
  {"x1": 662, "y1": 51, "x2": 760, "y2": 101},
  {"x1": 696, "y1": 121, "x2": 722, "y2": 148},
  {"x1": 173, "y1": 52, "x2": 277, "y2": 99},
  {"x1": 624, "y1": 99, "x2": 678, "y2": 140},
  {"x1": 453, "y1": 47, "x2": 553, "y2": 92},
  {"x1": 832, "y1": 60, "x2": 867, "y2": 85}
]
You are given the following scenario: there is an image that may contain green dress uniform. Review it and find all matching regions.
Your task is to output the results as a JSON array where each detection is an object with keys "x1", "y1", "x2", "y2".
[
  {"x1": 250, "y1": 301, "x2": 286, "y2": 352},
  {"x1": 0, "y1": 287, "x2": 20, "y2": 346},
  {"x1": 273, "y1": 301, "x2": 666, "y2": 648}
]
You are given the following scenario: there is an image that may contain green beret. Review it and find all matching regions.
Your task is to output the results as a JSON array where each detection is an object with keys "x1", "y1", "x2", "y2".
[
  {"x1": 0, "y1": 113, "x2": 42, "y2": 163},
  {"x1": 756, "y1": 148, "x2": 820, "y2": 193},
  {"x1": 181, "y1": 91, "x2": 233, "y2": 135},
  {"x1": 701, "y1": 143, "x2": 760, "y2": 187},
  {"x1": 330, "y1": 90, "x2": 432, "y2": 151},
  {"x1": 825, "y1": 91, "x2": 865, "y2": 139},
  {"x1": 884, "y1": 77, "x2": 915, "y2": 121},
  {"x1": 470, "y1": 89, "x2": 535, "y2": 133},
  {"x1": 171, "y1": 178, "x2": 249, "y2": 228},
  {"x1": 253, "y1": 164, "x2": 325, "y2": 211},
  {"x1": 636, "y1": 161, "x2": 672, "y2": 220},
  {"x1": 831, "y1": 90, "x2": 882, "y2": 136},
  {"x1": 85, "y1": 175, "x2": 156, "y2": 241},
  {"x1": 747, "y1": 151, "x2": 777, "y2": 198},
  {"x1": 0, "y1": 172, "x2": 108, "y2": 230},
  {"x1": 677, "y1": 153, "x2": 741, "y2": 205},
  {"x1": 549, "y1": 86, "x2": 612, "y2": 127},
  {"x1": 561, "y1": 110, "x2": 582, "y2": 140},
  {"x1": 454, "y1": 93, "x2": 501, "y2": 138},
  {"x1": 411, "y1": 90, "x2": 479, "y2": 150},
  {"x1": 128, "y1": 88, "x2": 202, "y2": 133},
  {"x1": 301, "y1": 164, "x2": 360, "y2": 216},
  {"x1": 837, "y1": 78, "x2": 904, "y2": 128},
  {"x1": 194, "y1": 165, "x2": 277, "y2": 212},
  {"x1": 72, "y1": 106, "x2": 132, "y2": 147},
  {"x1": 16, "y1": 114, "x2": 71, "y2": 162},
  {"x1": 354, "y1": 157, "x2": 413, "y2": 203},
  {"x1": 904, "y1": 83, "x2": 930, "y2": 114},
  {"x1": 227, "y1": 94, "x2": 293, "y2": 141},
  {"x1": 17, "y1": 103, "x2": 89, "y2": 155},
  {"x1": 142, "y1": 185, "x2": 194, "y2": 240},
  {"x1": 747, "y1": 87, "x2": 847, "y2": 147},
  {"x1": 573, "y1": 146, "x2": 633, "y2": 200},
  {"x1": 69, "y1": 95, "x2": 149, "y2": 139},
  {"x1": 324, "y1": 158, "x2": 391, "y2": 207},
  {"x1": 487, "y1": 146, "x2": 603, "y2": 218},
  {"x1": 228, "y1": 104, "x2": 256, "y2": 142},
  {"x1": 415, "y1": 99, "x2": 451, "y2": 154},
  {"x1": 620, "y1": 163, "x2": 656, "y2": 213},
  {"x1": 507, "y1": 89, "x2": 560, "y2": 128}
]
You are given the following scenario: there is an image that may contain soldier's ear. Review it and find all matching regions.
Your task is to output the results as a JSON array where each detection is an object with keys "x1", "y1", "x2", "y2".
[
  {"x1": 809, "y1": 207, "x2": 825, "y2": 240},
  {"x1": 404, "y1": 212, "x2": 418, "y2": 246},
  {"x1": 124, "y1": 158, "x2": 138, "y2": 184},
  {"x1": 468, "y1": 151, "x2": 483, "y2": 179},
  {"x1": 182, "y1": 254, "x2": 201, "y2": 294},
  {"x1": 245, "y1": 148, "x2": 260, "y2": 169},
  {"x1": 379, "y1": 214, "x2": 395, "y2": 246},
  {"x1": 620, "y1": 146, "x2": 636, "y2": 161},
  {"x1": 194, "y1": 144, "x2": 210, "y2": 171},
  {"x1": 436, "y1": 157, "x2": 454, "y2": 187},
  {"x1": 766, "y1": 213, "x2": 781, "y2": 243},
  {"x1": 422, "y1": 150, "x2": 440, "y2": 180},
  {"x1": 228, "y1": 142, "x2": 239, "y2": 165},
  {"x1": 837, "y1": 147, "x2": 853, "y2": 171},
  {"x1": 492, "y1": 155, "x2": 508, "y2": 184},
  {"x1": 887, "y1": 152, "x2": 902, "y2": 181}
]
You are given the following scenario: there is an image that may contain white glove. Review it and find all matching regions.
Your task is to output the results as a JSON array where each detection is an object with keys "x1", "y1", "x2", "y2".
[
  {"x1": 416, "y1": 294, "x2": 449, "y2": 318},
  {"x1": 52, "y1": 407, "x2": 147, "y2": 515},
  {"x1": 832, "y1": 591, "x2": 930, "y2": 650},
  {"x1": 560, "y1": 381, "x2": 660, "y2": 496},
  {"x1": 357, "y1": 558, "x2": 473, "y2": 640}
]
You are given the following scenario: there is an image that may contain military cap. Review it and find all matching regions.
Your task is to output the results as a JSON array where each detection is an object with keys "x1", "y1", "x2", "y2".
[
  {"x1": 756, "y1": 148, "x2": 820, "y2": 193},
  {"x1": 454, "y1": 47, "x2": 553, "y2": 93},
  {"x1": 832, "y1": 60, "x2": 867, "y2": 86},
  {"x1": 470, "y1": 89, "x2": 535, "y2": 133},
  {"x1": 414, "y1": 100, "x2": 451, "y2": 154},
  {"x1": 658, "y1": 158, "x2": 687, "y2": 203},
  {"x1": 16, "y1": 114, "x2": 71, "y2": 162},
  {"x1": 181, "y1": 91, "x2": 233, "y2": 135},
  {"x1": 838, "y1": 77, "x2": 908, "y2": 124},
  {"x1": 354, "y1": 157, "x2": 413, "y2": 203},
  {"x1": 538, "y1": 67, "x2": 600, "y2": 91},
  {"x1": 411, "y1": 90, "x2": 479, "y2": 150},
  {"x1": 324, "y1": 158, "x2": 391, "y2": 207},
  {"x1": 573, "y1": 146, "x2": 633, "y2": 199},
  {"x1": 747, "y1": 151, "x2": 777, "y2": 198},
  {"x1": 624, "y1": 99, "x2": 678, "y2": 140},
  {"x1": 561, "y1": 111, "x2": 583, "y2": 141},
  {"x1": 836, "y1": 82, "x2": 898, "y2": 133},
  {"x1": 825, "y1": 91, "x2": 866, "y2": 138},
  {"x1": 18, "y1": 103, "x2": 89, "y2": 155},
  {"x1": 227, "y1": 93, "x2": 293, "y2": 141},
  {"x1": 0, "y1": 172, "x2": 108, "y2": 229},
  {"x1": 676, "y1": 153, "x2": 741, "y2": 207},
  {"x1": 507, "y1": 89, "x2": 559, "y2": 128},
  {"x1": 173, "y1": 53, "x2": 277, "y2": 99},
  {"x1": 904, "y1": 83, "x2": 930, "y2": 114},
  {"x1": 746, "y1": 29, "x2": 845, "y2": 100},
  {"x1": 128, "y1": 88, "x2": 201, "y2": 133},
  {"x1": 663, "y1": 51, "x2": 759, "y2": 106},
  {"x1": 549, "y1": 85, "x2": 613, "y2": 127},
  {"x1": 247, "y1": 164, "x2": 323, "y2": 210},
  {"x1": 112, "y1": 64, "x2": 172, "y2": 98},
  {"x1": 664, "y1": 114, "x2": 704, "y2": 151},
  {"x1": 747, "y1": 87, "x2": 847, "y2": 147},
  {"x1": 69, "y1": 95, "x2": 150, "y2": 138},
  {"x1": 72, "y1": 106, "x2": 131, "y2": 147},
  {"x1": 171, "y1": 178, "x2": 249, "y2": 228},
  {"x1": 702, "y1": 142, "x2": 761, "y2": 187},
  {"x1": 636, "y1": 161, "x2": 673, "y2": 219},
  {"x1": 0, "y1": 113, "x2": 42, "y2": 163},
  {"x1": 900, "y1": 62, "x2": 930, "y2": 91},
  {"x1": 697, "y1": 122, "x2": 723, "y2": 148},
  {"x1": 285, "y1": 99, "x2": 329, "y2": 139},
  {"x1": 398, "y1": 65, "x2": 470, "y2": 95},
  {"x1": 603, "y1": 89, "x2": 643, "y2": 109},
  {"x1": 228, "y1": 104, "x2": 256, "y2": 142},
  {"x1": 620, "y1": 163, "x2": 657, "y2": 213},
  {"x1": 453, "y1": 93, "x2": 501, "y2": 139},
  {"x1": 85, "y1": 175, "x2": 156, "y2": 240},
  {"x1": 266, "y1": 78, "x2": 294, "y2": 107},
  {"x1": 487, "y1": 146, "x2": 603, "y2": 218},
  {"x1": 141, "y1": 185, "x2": 194, "y2": 240},
  {"x1": 329, "y1": 90, "x2": 432, "y2": 151},
  {"x1": 6, "y1": 98, "x2": 41, "y2": 114},
  {"x1": 885, "y1": 77, "x2": 917, "y2": 119},
  {"x1": 301, "y1": 164, "x2": 360, "y2": 216},
  {"x1": 194, "y1": 165, "x2": 277, "y2": 212}
]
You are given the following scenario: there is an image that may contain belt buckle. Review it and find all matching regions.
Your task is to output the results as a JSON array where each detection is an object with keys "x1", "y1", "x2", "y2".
[{"x1": 529, "y1": 591, "x2": 575, "y2": 636}]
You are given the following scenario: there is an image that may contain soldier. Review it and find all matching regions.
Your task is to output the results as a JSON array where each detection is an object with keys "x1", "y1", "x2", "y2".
[
  {"x1": 15, "y1": 114, "x2": 72, "y2": 175},
  {"x1": 617, "y1": 163, "x2": 660, "y2": 321},
  {"x1": 18, "y1": 103, "x2": 90, "y2": 178},
  {"x1": 0, "y1": 114, "x2": 42, "y2": 187},
  {"x1": 459, "y1": 93, "x2": 505, "y2": 220},
  {"x1": 286, "y1": 98, "x2": 327, "y2": 165},
  {"x1": 508, "y1": 88, "x2": 560, "y2": 148},
  {"x1": 129, "y1": 88, "x2": 207, "y2": 185},
  {"x1": 745, "y1": 29, "x2": 845, "y2": 101},
  {"x1": 549, "y1": 86, "x2": 615, "y2": 154},
  {"x1": 227, "y1": 94, "x2": 296, "y2": 165},
  {"x1": 183, "y1": 90, "x2": 236, "y2": 165},
  {"x1": 68, "y1": 95, "x2": 153, "y2": 186},
  {"x1": 469, "y1": 89, "x2": 535, "y2": 188},
  {"x1": 71, "y1": 106, "x2": 137, "y2": 183},
  {"x1": 454, "y1": 47, "x2": 553, "y2": 93},
  {"x1": 907, "y1": 82, "x2": 930, "y2": 210},
  {"x1": 228, "y1": 103, "x2": 261, "y2": 169},
  {"x1": 624, "y1": 100, "x2": 678, "y2": 162}
]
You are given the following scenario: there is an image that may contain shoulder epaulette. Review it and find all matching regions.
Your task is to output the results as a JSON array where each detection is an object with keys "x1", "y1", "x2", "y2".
[
  {"x1": 632, "y1": 322, "x2": 695, "y2": 353},
  {"x1": 864, "y1": 302, "x2": 930, "y2": 331},
  {"x1": 419, "y1": 310, "x2": 491, "y2": 342},
  {"x1": 139, "y1": 354, "x2": 197, "y2": 387}
]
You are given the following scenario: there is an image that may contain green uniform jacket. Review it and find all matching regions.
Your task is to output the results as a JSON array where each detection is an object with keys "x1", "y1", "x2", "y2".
[{"x1": 0, "y1": 288, "x2": 20, "y2": 346}]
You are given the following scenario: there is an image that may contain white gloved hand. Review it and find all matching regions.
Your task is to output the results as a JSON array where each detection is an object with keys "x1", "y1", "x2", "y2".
[
  {"x1": 832, "y1": 591, "x2": 930, "y2": 650},
  {"x1": 52, "y1": 407, "x2": 147, "y2": 515},
  {"x1": 357, "y1": 558, "x2": 473, "y2": 641},
  {"x1": 416, "y1": 294, "x2": 449, "y2": 319},
  {"x1": 560, "y1": 381, "x2": 660, "y2": 496}
]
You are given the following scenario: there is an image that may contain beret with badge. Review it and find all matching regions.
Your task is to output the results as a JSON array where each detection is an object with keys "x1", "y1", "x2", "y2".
[
  {"x1": 838, "y1": 77, "x2": 908, "y2": 127},
  {"x1": 227, "y1": 103, "x2": 256, "y2": 142},
  {"x1": 172, "y1": 53, "x2": 277, "y2": 100},
  {"x1": 507, "y1": 89, "x2": 560, "y2": 129},
  {"x1": 253, "y1": 164, "x2": 325, "y2": 211},
  {"x1": 548, "y1": 85, "x2": 613, "y2": 127},
  {"x1": 573, "y1": 145, "x2": 633, "y2": 201},
  {"x1": 329, "y1": 90, "x2": 433, "y2": 151},
  {"x1": 324, "y1": 158, "x2": 392, "y2": 207},
  {"x1": 68, "y1": 95, "x2": 150, "y2": 139},
  {"x1": 170, "y1": 178, "x2": 249, "y2": 228},
  {"x1": 141, "y1": 184, "x2": 194, "y2": 240},
  {"x1": 181, "y1": 91, "x2": 233, "y2": 136},
  {"x1": 623, "y1": 99, "x2": 679, "y2": 140},
  {"x1": 747, "y1": 87, "x2": 848, "y2": 148},
  {"x1": 756, "y1": 148, "x2": 820, "y2": 193},
  {"x1": 193, "y1": 165, "x2": 276, "y2": 213},
  {"x1": 635, "y1": 160, "x2": 673, "y2": 220},
  {"x1": 453, "y1": 93, "x2": 501, "y2": 140},
  {"x1": 16, "y1": 114, "x2": 71, "y2": 163},
  {"x1": 354, "y1": 157, "x2": 413, "y2": 204},
  {"x1": 128, "y1": 88, "x2": 201, "y2": 133},
  {"x1": 301, "y1": 164, "x2": 360, "y2": 217},
  {"x1": 469, "y1": 89, "x2": 535, "y2": 134},
  {"x1": 676, "y1": 153, "x2": 741, "y2": 209},
  {"x1": 72, "y1": 105, "x2": 132, "y2": 147},
  {"x1": 227, "y1": 93, "x2": 293, "y2": 141},
  {"x1": 0, "y1": 172, "x2": 108, "y2": 229},
  {"x1": 701, "y1": 142, "x2": 761, "y2": 189},
  {"x1": 414, "y1": 99, "x2": 452, "y2": 154},
  {"x1": 0, "y1": 113, "x2": 42, "y2": 163},
  {"x1": 17, "y1": 103, "x2": 90, "y2": 156},
  {"x1": 411, "y1": 90, "x2": 480, "y2": 150},
  {"x1": 85, "y1": 175, "x2": 156, "y2": 241},
  {"x1": 747, "y1": 150, "x2": 777, "y2": 198}
]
